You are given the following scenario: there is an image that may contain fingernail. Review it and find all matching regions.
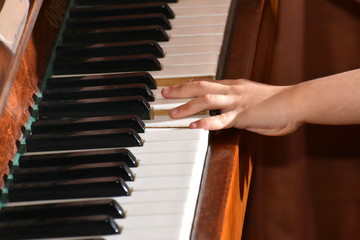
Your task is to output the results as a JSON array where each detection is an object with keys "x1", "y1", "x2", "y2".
[
  {"x1": 190, "y1": 122, "x2": 198, "y2": 128},
  {"x1": 170, "y1": 108, "x2": 178, "y2": 117},
  {"x1": 162, "y1": 87, "x2": 169, "y2": 96}
]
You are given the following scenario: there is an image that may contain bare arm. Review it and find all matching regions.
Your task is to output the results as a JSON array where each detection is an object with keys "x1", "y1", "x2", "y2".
[{"x1": 161, "y1": 69, "x2": 360, "y2": 136}]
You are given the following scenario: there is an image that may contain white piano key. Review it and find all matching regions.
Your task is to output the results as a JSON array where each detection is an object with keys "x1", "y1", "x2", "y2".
[
  {"x1": 127, "y1": 176, "x2": 190, "y2": 191},
  {"x1": 159, "y1": 35, "x2": 223, "y2": 47},
  {"x1": 172, "y1": 6, "x2": 230, "y2": 17},
  {"x1": 151, "y1": 97, "x2": 191, "y2": 110},
  {"x1": 160, "y1": 53, "x2": 219, "y2": 66},
  {"x1": 135, "y1": 151, "x2": 198, "y2": 165},
  {"x1": 129, "y1": 140, "x2": 202, "y2": 155},
  {"x1": 170, "y1": 15, "x2": 228, "y2": 27},
  {"x1": 169, "y1": 0, "x2": 231, "y2": 8},
  {"x1": 46, "y1": 227, "x2": 182, "y2": 240},
  {"x1": 150, "y1": 64, "x2": 218, "y2": 79},
  {"x1": 140, "y1": 128, "x2": 206, "y2": 141},
  {"x1": 132, "y1": 164, "x2": 194, "y2": 178},
  {"x1": 168, "y1": 25, "x2": 225, "y2": 38},
  {"x1": 115, "y1": 189, "x2": 190, "y2": 205},
  {"x1": 122, "y1": 201, "x2": 186, "y2": 216},
  {"x1": 144, "y1": 115, "x2": 206, "y2": 128},
  {"x1": 50, "y1": 61, "x2": 218, "y2": 80},
  {"x1": 163, "y1": 45, "x2": 221, "y2": 56},
  {"x1": 117, "y1": 214, "x2": 183, "y2": 229}
]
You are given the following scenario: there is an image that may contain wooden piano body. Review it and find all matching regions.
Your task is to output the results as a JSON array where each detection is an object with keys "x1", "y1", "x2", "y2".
[{"x1": 0, "y1": 0, "x2": 278, "y2": 239}]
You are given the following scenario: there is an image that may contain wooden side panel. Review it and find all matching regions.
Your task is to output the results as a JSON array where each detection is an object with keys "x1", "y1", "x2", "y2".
[{"x1": 0, "y1": 0, "x2": 69, "y2": 188}]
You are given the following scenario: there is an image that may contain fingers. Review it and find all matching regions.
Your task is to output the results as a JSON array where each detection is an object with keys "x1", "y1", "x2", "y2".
[
  {"x1": 189, "y1": 112, "x2": 237, "y2": 130},
  {"x1": 169, "y1": 94, "x2": 238, "y2": 119},
  {"x1": 161, "y1": 80, "x2": 231, "y2": 99}
]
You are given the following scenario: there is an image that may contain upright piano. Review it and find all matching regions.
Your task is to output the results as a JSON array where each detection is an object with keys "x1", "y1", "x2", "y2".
[{"x1": 0, "y1": 0, "x2": 278, "y2": 239}]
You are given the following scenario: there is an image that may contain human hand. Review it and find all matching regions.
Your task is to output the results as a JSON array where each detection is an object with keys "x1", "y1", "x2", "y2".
[{"x1": 161, "y1": 79, "x2": 300, "y2": 136}]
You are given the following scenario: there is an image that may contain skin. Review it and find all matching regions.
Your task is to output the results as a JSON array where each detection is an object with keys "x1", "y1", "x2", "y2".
[{"x1": 161, "y1": 69, "x2": 360, "y2": 136}]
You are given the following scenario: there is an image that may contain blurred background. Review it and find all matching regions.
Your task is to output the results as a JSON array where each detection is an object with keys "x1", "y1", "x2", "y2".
[{"x1": 242, "y1": 0, "x2": 360, "y2": 239}]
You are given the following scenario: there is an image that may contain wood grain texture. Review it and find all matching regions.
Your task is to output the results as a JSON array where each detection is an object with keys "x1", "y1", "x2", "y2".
[{"x1": 0, "y1": 0, "x2": 69, "y2": 188}]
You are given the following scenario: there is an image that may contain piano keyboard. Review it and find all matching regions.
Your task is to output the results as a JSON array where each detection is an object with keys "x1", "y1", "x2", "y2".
[{"x1": 0, "y1": 0, "x2": 233, "y2": 239}]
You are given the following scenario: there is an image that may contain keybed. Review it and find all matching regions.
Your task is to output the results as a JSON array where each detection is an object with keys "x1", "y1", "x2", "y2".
[{"x1": 0, "y1": 0, "x2": 234, "y2": 239}]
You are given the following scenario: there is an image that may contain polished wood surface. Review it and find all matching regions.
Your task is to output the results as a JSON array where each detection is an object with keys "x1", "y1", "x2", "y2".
[{"x1": 0, "y1": 0, "x2": 68, "y2": 188}]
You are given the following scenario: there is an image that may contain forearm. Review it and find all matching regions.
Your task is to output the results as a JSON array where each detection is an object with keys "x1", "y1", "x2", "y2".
[{"x1": 291, "y1": 69, "x2": 360, "y2": 125}]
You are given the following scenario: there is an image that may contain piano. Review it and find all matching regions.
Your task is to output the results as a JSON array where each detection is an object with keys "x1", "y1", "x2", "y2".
[{"x1": 0, "y1": 0, "x2": 278, "y2": 239}]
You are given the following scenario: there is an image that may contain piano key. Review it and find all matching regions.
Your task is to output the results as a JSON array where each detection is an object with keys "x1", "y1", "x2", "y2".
[
  {"x1": 144, "y1": 115, "x2": 206, "y2": 128},
  {"x1": 130, "y1": 164, "x2": 193, "y2": 178},
  {"x1": 19, "y1": 149, "x2": 138, "y2": 168},
  {"x1": 170, "y1": 15, "x2": 228, "y2": 27},
  {"x1": 163, "y1": 44, "x2": 221, "y2": 56},
  {"x1": 168, "y1": 25, "x2": 225, "y2": 38},
  {"x1": 25, "y1": 128, "x2": 143, "y2": 152},
  {"x1": 0, "y1": 215, "x2": 120, "y2": 239},
  {"x1": 73, "y1": 0, "x2": 178, "y2": 6},
  {"x1": 70, "y1": 3, "x2": 175, "y2": 19},
  {"x1": 12, "y1": 162, "x2": 135, "y2": 183},
  {"x1": 171, "y1": 5, "x2": 229, "y2": 17},
  {"x1": 37, "y1": 96, "x2": 151, "y2": 120},
  {"x1": 8, "y1": 177, "x2": 130, "y2": 202},
  {"x1": 67, "y1": 14, "x2": 172, "y2": 30},
  {"x1": 52, "y1": 64, "x2": 217, "y2": 80},
  {"x1": 169, "y1": 0, "x2": 231, "y2": 7},
  {"x1": 5, "y1": 189, "x2": 189, "y2": 207},
  {"x1": 42, "y1": 84, "x2": 154, "y2": 101},
  {"x1": 158, "y1": 35, "x2": 223, "y2": 47},
  {"x1": 53, "y1": 54, "x2": 161, "y2": 75},
  {"x1": 31, "y1": 115, "x2": 145, "y2": 135},
  {"x1": 159, "y1": 53, "x2": 218, "y2": 66},
  {"x1": 150, "y1": 64, "x2": 217, "y2": 79},
  {"x1": 55, "y1": 40, "x2": 165, "y2": 60},
  {"x1": 46, "y1": 72, "x2": 157, "y2": 90},
  {"x1": 62, "y1": 26, "x2": 169, "y2": 45},
  {"x1": 0, "y1": 199, "x2": 125, "y2": 221}
]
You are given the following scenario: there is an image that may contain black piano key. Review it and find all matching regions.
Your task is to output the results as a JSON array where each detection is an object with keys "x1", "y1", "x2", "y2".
[
  {"x1": 62, "y1": 26, "x2": 169, "y2": 45},
  {"x1": 70, "y1": 3, "x2": 175, "y2": 19},
  {"x1": 56, "y1": 40, "x2": 164, "y2": 59},
  {"x1": 25, "y1": 128, "x2": 142, "y2": 152},
  {"x1": 74, "y1": 0, "x2": 177, "y2": 6},
  {"x1": 13, "y1": 162, "x2": 134, "y2": 183},
  {"x1": 67, "y1": 13, "x2": 172, "y2": 30},
  {"x1": 8, "y1": 176, "x2": 130, "y2": 202},
  {"x1": 53, "y1": 54, "x2": 161, "y2": 75},
  {"x1": 46, "y1": 72, "x2": 157, "y2": 89},
  {"x1": 42, "y1": 84, "x2": 154, "y2": 101},
  {"x1": 38, "y1": 96, "x2": 152, "y2": 120},
  {"x1": 18, "y1": 149, "x2": 137, "y2": 168},
  {"x1": 0, "y1": 199, "x2": 124, "y2": 221},
  {"x1": 31, "y1": 115, "x2": 145, "y2": 134},
  {"x1": 0, "y1": 215, "x2": 120, "y2": 239}
]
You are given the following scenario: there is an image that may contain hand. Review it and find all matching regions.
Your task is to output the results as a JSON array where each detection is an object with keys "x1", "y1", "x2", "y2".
[{"x1": 161, "y1": 79, "x2": 300, "y2": 136}]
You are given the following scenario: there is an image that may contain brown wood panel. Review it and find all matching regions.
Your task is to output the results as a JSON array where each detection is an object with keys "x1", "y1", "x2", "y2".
[{"x1": 0, "y1": 0, "x2": 69, "y2": 188}]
